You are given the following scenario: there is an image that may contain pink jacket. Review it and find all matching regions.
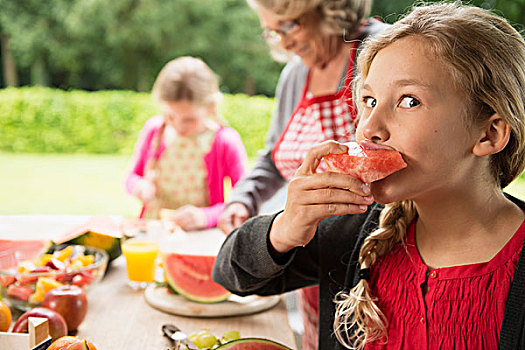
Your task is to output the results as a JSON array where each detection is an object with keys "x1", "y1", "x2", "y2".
[{"x1": 125, "y1": 116, "x2": 248, "y2": 228}]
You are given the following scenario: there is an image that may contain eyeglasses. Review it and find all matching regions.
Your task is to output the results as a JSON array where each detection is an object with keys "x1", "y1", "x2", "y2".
[{"x1": 261, "y1": 20, "x2": 300, "y2": 45}]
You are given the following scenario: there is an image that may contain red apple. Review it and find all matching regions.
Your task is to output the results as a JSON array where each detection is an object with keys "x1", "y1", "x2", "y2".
[
  {"x1": 12, "y1": 307, "x2": 67, "y2": 340},
  {"x1": 42, "y1": 285, "x2": 88, "y2": 331}
]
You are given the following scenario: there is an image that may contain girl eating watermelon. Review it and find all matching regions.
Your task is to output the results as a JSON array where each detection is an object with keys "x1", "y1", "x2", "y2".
[{"x1": 212, "y1": 2, "x2": 525, "y2": 349}]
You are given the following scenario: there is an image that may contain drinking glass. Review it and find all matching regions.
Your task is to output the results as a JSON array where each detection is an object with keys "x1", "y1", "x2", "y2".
[{"x1": 121, "y1": 221, "x2": 160, "y2": 290}]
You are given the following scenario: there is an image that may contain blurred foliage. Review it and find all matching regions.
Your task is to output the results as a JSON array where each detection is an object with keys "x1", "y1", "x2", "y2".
[
  {"x1": 0, "y1": 1, "x2": 524, "y2": 95},
  {"x1": 0, "y1": 87, "x2": 273, "y2": 158},
  {"x1": 0, "y1": 0, "x2": 283, "y2": 95},
  {"x1": 372, "y1": 0, "x2": 525, "y2": 28}
]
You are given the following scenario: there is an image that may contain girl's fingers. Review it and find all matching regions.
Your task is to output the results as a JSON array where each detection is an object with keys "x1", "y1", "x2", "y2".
[
  {"x1": 291, "y1": 171, "x2": 371, "y2": 198},
  {"x1": 295, "y1": 141, "x2": 348, "y2": 176},
  {"x1": 305, "y1": 202, "x2": 370, "y2": 217},
  {"x1": 291, "y1": 186, "x2": 374, "y2": 206}
]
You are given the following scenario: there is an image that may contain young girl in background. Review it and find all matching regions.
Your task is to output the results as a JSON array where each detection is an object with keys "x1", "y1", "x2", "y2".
[
  {"x1": 213, "y1": 3, "x2": 525, "y2": 349},
  {"x1": 125, "y1": 57, "x2": 247, "y2": 230}
]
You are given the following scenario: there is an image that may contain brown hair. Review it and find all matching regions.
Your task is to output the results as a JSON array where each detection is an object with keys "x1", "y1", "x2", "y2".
[
  {"x1": 334, "y1": 2, "x2": 525, "y2": 348},
  {"x1": 152, "y1": 56, "x2": 221, "y2": 107}
]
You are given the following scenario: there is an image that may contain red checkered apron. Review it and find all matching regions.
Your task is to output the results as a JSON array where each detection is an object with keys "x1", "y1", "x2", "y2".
[{"x1": 272, "y1": 44, "x2": 358, "y2": 350}]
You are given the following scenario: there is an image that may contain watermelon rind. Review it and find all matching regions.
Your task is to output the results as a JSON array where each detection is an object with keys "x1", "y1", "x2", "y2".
[
  {"x1": 216, "y1": 338, "x2": 292, "y2": 349},
  {"x1": 165, "y1": 273, "x2": 230, "y2": 303},
  {"x1": 163, "y1": 254, "x2": 230, "y2": 304},
  {"x1": 56, "y1": 231, "x2": 121, "y2": 262}
]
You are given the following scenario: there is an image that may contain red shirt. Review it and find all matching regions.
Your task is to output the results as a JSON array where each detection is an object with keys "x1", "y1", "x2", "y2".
[{"x1": 367, "y1": 218, "x2": 525, "y2": 349}]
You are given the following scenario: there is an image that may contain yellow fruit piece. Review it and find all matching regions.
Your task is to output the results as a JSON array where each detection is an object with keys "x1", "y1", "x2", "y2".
[
  {"x1": 29, "y1": 293, "x2": 41, "y2": 306},
  {"x1": 81, "y1": 232, "x2": 115, "y2": 251},
  {"x1": 70, "y1": 259, "x2": 84, "y2": 270},
  {"x1": 33, "y1": 277, "x2": 63, "y2": 303},
  {"x1": 17, "y1": 261, "x2": 35, "y2": 273},
  {"x1": 35, "y1": 254, "x2": 54, "y2": 267},
  {"x1": 73, "y1": 254, "x2": 95, "y2": 267},
  {"x1": 0, "y1": 300, "x2": 12, "y2": 332},
  {"x1": 54, "y1": 246, "x2": 74, "y2": 262}
]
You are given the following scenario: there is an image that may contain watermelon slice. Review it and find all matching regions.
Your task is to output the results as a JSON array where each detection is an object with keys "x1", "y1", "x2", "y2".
[
  {"x1": 0, "y1": 239, "x2": 51, "y2": 265},
  {"x1": 162, "y1": 230, "x2": 230, "y2": 303},
  {"x1": 163, "y1": 253, "x2": 230, "y2": 303},
  {"x1": 216, "y1": 338, "x2": 292, "y2": 349},
  {"x1": 324, "y1": 141, "x2": 407, "y2": 183}
]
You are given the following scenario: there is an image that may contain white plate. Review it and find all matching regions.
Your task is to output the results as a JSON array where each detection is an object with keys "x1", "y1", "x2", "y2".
[{"x1": 144, "y1": 284, "x2": 280, "y2": 318}]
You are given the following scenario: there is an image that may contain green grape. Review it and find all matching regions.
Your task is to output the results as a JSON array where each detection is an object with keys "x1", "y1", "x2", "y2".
[
  {"x1": 198, "y1": 334, "x2": 218, "y2": 348},
  {"x1": 223, "y1": 330, "x2": 241, "y2": 341},
  {"x1": 188, "y1": 333, "x2": 200, "y2": 345},
  {"x1": 196, "y1": 330, "x2": 211, "y2": 337}
]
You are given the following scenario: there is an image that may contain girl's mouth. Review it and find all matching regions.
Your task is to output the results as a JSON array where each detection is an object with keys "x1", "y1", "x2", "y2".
[{"x1": 359, "y1": 140, "x2": 398, "y2": 152}]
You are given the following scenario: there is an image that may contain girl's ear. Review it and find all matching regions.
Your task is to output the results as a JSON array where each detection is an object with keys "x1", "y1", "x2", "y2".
[{"x1": 472, "y1": 113, "x2": 511, "y2": 156}]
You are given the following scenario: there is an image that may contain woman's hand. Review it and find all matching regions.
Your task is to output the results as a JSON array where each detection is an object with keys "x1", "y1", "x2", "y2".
[
  {"x1": 168, "y1": 205, "x2": 207, "y2": 231},
  {"x1": 269, "y1": 141, "x2": 375, "y2": 253},
  {"x1": 134, "y1": 179, "x2": 156, "y2": 204},
  {"x1": 218, "y1": 202, "x2": 250, "y2": 234}
]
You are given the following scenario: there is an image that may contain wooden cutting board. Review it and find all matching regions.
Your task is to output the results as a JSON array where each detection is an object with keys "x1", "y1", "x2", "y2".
[{"x1": 144, "y1": 284, "x2": 280, "y2": 318}]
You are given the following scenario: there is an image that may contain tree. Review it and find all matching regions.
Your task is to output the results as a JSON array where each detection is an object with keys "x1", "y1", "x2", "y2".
[{"x1": 0, "y1": 0, "x2": 282, "y2": 95}]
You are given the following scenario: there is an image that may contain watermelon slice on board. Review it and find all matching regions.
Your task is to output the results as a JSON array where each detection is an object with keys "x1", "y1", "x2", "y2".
[
  {"x1": 163, "y1": 253, "x2": 230, "y2": 303},
  {"x1": 324, "y1": 141, "x2": 407, "y2": 183},
  {"x1": 216, "y1": 338, "x2": 292, "y2": 349},
  {"x1": 162, "y1": 229, "x2": 230, "y2": 303}
]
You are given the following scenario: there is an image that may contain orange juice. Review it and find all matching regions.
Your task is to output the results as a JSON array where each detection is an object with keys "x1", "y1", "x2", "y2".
[{"x1": 121, "y1": 240, "x2": 159, "y2": 283}]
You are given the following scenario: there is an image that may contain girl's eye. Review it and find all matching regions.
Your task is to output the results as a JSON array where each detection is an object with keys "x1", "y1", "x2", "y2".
[
  {"x1": 399, "y1": 96, "x2": 420, "y2": 109},
  {"x1": 363, "y1": 97, "x2": 376, "y2": 108}
]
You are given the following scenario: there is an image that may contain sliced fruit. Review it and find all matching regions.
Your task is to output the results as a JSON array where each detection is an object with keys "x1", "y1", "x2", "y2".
[
  {"x1": 53, "y1": 216, "x2": 121, "y2": 262},
  {"x1": 324, "y1": 141, "x2": 407, "y2": 183},
  {"x1": 31, "y1": 277, "x2": 63, "y2": 304},
  {"x1": 216, "y1": 338, "x2": 292, "y2": 349},
  {"x1": 0, "y1": 299, "x2": 12, "y2": 332},
  {"x1": 72, "y1": 254, "x2": 95, "y2": 267},
  {"x1": 7, "y1": 284, "x2": 33, "y2": 301},
  {"x1": 54, "y1": 246, "x2": 74, "y2": 262},
  {"x1": 0, "y1": 239, "x2": 52, "y2": 262},
  {"x1": 163, "y1": 253, "x2": 230, "y2": 303}
]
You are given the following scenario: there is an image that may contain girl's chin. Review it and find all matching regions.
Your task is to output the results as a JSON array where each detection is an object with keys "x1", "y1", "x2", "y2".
[{"x1": 370, "y1": 184, "x2": 405, "y2": 205}]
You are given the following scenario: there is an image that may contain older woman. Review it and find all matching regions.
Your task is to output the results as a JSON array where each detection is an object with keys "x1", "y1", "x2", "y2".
[{"x1": 218, "y1": 0, "x2": 387, "y2": 349}]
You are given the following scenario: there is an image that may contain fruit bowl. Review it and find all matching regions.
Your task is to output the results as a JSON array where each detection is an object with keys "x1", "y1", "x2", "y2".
[{"x1": 0, "y1": 244, "x2": 108, "y2": 311}]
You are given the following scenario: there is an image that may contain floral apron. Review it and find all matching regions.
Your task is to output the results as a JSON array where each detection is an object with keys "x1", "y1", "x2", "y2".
[
  {"x1": 272, "y1": 43, "x2": 358, "y2": 350},
  {"x1": 142, "y1": 125, "x2": 216, "y2": 219}
]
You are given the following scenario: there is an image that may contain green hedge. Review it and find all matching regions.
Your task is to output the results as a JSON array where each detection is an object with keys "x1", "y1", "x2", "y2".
[{"x1": 0, "y1": 87, "x2": 274, "y2": 159}]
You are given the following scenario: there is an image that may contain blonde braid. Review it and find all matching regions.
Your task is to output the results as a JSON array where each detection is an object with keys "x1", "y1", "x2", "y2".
[{"x1": 334, "y1": 200, "x2": 417, "y2": 349}]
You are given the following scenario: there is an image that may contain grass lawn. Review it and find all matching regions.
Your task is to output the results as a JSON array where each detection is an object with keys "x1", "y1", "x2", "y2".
[
  {"x1": 0, "y1": 153, "x2": 141, "y2": 217},
  {"x1": 1, "y1": 152, "x2": 525, "y2": 217}
]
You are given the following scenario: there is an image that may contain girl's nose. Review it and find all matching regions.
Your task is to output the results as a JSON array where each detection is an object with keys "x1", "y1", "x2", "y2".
[{"x1": 359, "y1": 109, "x2": 390, "y2": 143}]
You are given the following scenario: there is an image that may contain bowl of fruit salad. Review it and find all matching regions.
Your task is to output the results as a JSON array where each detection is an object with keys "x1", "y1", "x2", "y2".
[{"x1": 0, "y1": 244, "x2": 108, "y2": 311}]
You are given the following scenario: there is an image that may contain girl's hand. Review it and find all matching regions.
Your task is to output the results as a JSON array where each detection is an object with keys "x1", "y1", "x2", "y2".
[
  {"x1": 135, "y1": 179, "x2": 156, "y2": 203},
  {"x1": 169, "y1": 205, "x2": 207, "y2": 231},
  {"x1": 218, "y1": 202, "x2": 250, "y2": 234},
  {"x1": 269, "y1": 141, "x2": 375, "y2": 253}
]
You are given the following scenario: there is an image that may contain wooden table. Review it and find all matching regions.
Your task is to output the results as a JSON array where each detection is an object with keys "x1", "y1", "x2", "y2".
[
  {"x1": 1, "y1": 215, "x2": 296, "y2": 349},
  {"x1": 80, "y1": 257, "x2": 296, "y2": 349}
]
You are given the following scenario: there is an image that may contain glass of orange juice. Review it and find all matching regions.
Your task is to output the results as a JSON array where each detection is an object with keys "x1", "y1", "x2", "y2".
[{"x1": 121, "y1": 221, "x2": 160, "y2": 290}]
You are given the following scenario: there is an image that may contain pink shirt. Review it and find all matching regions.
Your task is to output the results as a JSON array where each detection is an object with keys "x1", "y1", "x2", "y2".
[
  {"x1": 125, "y1": 116, "x2": 248, "y2": 228},
  {"x1": 367, "y1": 218, "x2": 525, "y2": 349}
]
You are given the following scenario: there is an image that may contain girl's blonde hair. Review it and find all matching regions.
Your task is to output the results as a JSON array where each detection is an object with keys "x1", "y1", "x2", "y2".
[
  {"x1": 152, "y1": 56, "x2": 221, "y2": 107},
  {"x1": 334, "y1": 2, "x2": 525, "y2": 348}
]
